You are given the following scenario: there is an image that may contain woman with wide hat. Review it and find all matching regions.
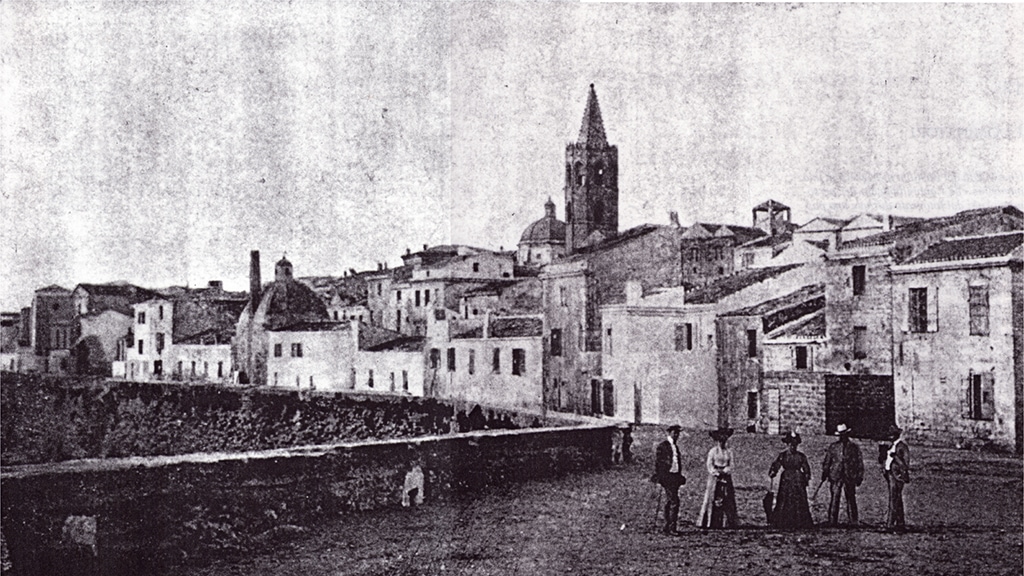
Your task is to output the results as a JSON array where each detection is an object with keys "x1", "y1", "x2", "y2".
[
  {"x1": 768, "y1": 430, "x2": 814, "y2": 529},
  {"x1": 697, "y1": 427, "x2": 738, "y2": 528}
]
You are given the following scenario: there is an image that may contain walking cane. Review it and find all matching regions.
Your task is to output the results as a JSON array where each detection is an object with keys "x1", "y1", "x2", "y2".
[
  {"x1": 811, "y1": 477, "x2": 826, "y2": 500},
  {"x1": 653, "y1": 485, "x2": 662, "y2": 530}
]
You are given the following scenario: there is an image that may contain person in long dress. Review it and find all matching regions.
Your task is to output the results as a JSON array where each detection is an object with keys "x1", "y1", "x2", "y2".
[
  {"x1": 697, "y1": 427, "x2": 738, "y2": 528},
  {"x1": 768, "y1": 431, "x2": 814, "y2": 529}
]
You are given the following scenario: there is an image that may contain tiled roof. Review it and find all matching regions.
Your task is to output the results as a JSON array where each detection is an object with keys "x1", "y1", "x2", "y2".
[
  {"x1": 464, "y1": 280, "x2": 519, "y2": 296},
  {"x1": 740, "y1": 231, "x2": 792, "y2": 249},
  {"x1": 754, "y1": 199, "x2": 790, "y2": 211},
  {"x1": 721, "y1": 284, "x2": 824, "y2": 317},
  {"x1": 569, "y1": 224, "x2": 661, "y2": 258},
  {"x1": 267, "y1": 321, "x2": 349, "y2": 332},
  {"x1": 489, "y1": 317, "x2": 542, "y2": 338},
  {"x1": 76, "y1": 283, "x2": 159, "y2": 299},
  {"x1": 684, "y1": 264, "x2": 804, "y2": 305},
  {"x1": 363, "y1": 336, "x2": 425, "y2": 352},
  {"x1": 905, "y1": 231, "x2": 1023, "y2": 264},
  {"x1": 842, "y1": 206, "x2": 1023, "y2": 249},
  {"x1": 766, "y1": 309, "x2": 826, "y2": 340}
]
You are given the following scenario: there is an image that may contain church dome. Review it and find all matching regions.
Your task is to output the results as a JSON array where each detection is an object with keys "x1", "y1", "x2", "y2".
[
  {"x1": 520, "y1": 199, "x2": 566, "y2": 245},
  {"x1": 253, "y1": 277, "x2": 329, "y2": 330}
]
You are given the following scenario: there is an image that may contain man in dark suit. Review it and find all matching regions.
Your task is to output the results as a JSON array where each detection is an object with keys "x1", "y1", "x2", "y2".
[
  {"x1": 652, "y1": 424, "x2": 686, "y2": 535},
  {"x1": 822, "y1": 423, "x2": 864, "y2": 526}
]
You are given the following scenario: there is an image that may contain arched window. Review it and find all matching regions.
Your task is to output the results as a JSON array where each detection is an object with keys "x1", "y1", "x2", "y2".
[
  {"x1": 574, "y1": 162, "x2": 584, "y2": 186},
  {"x1": 593, "y1": 162, "x2": 604, "y2": 186}
]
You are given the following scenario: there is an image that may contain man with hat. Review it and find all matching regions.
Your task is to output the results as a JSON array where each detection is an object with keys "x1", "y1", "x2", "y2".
[
  {"x1": 881, "y1": 424, "x2": 910, "y2": 531},
  {"x1": 652, "y1": 424, "x2": 687, "y2": 535},
  {"x1": 821, "y1": 423, "x2": 864, "y2": 526}
]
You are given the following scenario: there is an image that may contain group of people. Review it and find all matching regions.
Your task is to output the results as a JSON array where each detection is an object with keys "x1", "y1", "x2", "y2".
[{"x1": 652, "y1": 422, "x2": 910, "y2": 535}]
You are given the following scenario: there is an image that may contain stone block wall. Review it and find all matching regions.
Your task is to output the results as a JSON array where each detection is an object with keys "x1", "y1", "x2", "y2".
[
  {"x1": 766, "y1": 371, "x2": 826, "y2": 435},
  {"x1": 1, "y1": 424, "x2": 614, "y2": 575},
  {"x1": 1, "y1": 373, "x2": 553, "y2": 466}
]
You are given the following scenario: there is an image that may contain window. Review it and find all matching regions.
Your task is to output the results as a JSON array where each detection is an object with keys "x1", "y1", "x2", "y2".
[
  {"x1": 390, "y1": 372, "x2": 396, "y2": 391},
  {"x1": 415, "y1": 291, "x2": 421, "y2": 307},
  {"x1": 159, "y1": 305, "x2": 164, "y2": 320},
  {"x1": 907, "y1": 287, "x2": 938, "y2": 333},
  {"x1": 468, "y1": 349, "x2": 476, "y2": 375},
  {"x1": 176, "y1": 360, "x2": 182, "y2": 376},
  {"x1": 274, "y1": 343, "x2": 283, "y2": 357},
  {"x1": 396, "y1": 310, "x2": 401, "y2": 331},
  {"x1": 550, "y1": 328, "x2": 563, "y2": 357},
  {"x1": 473, "y1": 262, "x2": 480, "y2": 273},
  {"x1": 333, "y1": 311, "x2": 339, "y2": 320},
  {"x1": 852, "y1": 265, "x2": 866, "y2": 296},
  {"x1": 154, "y1": 360, "x2": 162, "y2": 376},
  {"x1": 204, "y1": 362, "x2": 208, "y2": 376},
  {"x1": 512, "y1": 349, "x2": 525, "y2": 376},
  {"x1": 908, "y1": 287, "x2": 927, "y2": 333},
  {"x1": 429, "y1": 348, "x2": 440, "y2": 370},
  {"x1": 217, "y1": 361, "x2": 223, "y2": 378},
  {"x1": 138, "y1": 339, "x2": 144, "y2": 354},
  {"x1": 377, "y1": 283, "x2": 382, "y2": 296},
  {"x1": 156, "y1": 333, "x2": 165, "y2": 354},
  {"x1": 742, "y1": 253, "x2": 755, "y2": 268},
  {"x1": 746, "y1": 329, "x2": 757, "y2": 358},
  {"x1": 560, "y1": 287, "x2": 568, "y2": 306},
  {"x1": 291, "y1": 343, "x2": 303, "y2": 357},
  {"x1": 969, "y1": 283, "x2": 989, "y2": 336},
  {"x1": 368, "y1": 369, "x2": 374, "y2": 388},
  {"x1": 853, "y1": 326, "x2": 867, "y2": 359},
  {"x1": 402, "y1": 370, "x2": 408, "y2": 391},
  {"x1": 675, "y1": 324, "x2": 693, "y2": 351},
  {"x1": 191, "y1": 361, "x2": 196, "y2": 376},
  {"x1": 602, "y1": 380, "x2": 614, "y2": 416},
  {"x1": 747, "y1": 391, "x2": 758, "y2": 420},
  {"x1": 795, "y1": 346, "x2": 808, "y2": 370},
  {"x1": 424, "y1": 290, "x2": 430, "y2": 306},
  {"x1": 396, "y1": 291, "x2": 402, "y2": 302},
  {"x1": 274, "y1": 372, "x2": 279, "y2": 386},
  {"x1": 137, "y1": 311, "x2": 146, "y2": 324},
  {"x1": 492, "y1": 348, "x2": 500, "y2": 373},
  {"x1": 967, "y1": 373, "x2": 994, "y2": 420},
  {"x1": 447, "y1": 348, "x2": 456, "y2": 372},
  {"x1": 606, "y1": 327, "x2": 612, "y2": 355}
]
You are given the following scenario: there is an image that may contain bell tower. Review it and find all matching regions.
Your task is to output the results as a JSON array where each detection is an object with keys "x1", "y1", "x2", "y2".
[{"x1": 565, "y1": 84, "x2": 618, "y2": 253}]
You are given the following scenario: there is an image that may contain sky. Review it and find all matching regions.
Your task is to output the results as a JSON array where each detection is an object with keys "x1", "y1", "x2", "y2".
[{"x1": 1, "y1": 1, "x2": 1021, "y2": 310}]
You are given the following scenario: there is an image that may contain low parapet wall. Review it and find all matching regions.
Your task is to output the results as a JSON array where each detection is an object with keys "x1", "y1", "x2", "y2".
[{"x1": 1, "y1": 423, "x2": 615, "y2": 575}]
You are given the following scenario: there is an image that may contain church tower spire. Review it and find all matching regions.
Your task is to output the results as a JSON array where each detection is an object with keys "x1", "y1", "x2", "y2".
[{"x1": 565, "y1": 84, "x2": 618, "y2": 253}]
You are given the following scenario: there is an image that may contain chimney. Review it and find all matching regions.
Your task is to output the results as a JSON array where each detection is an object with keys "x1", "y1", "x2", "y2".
[
  {"x1": 377, "y1": 262, "x2": 383, "y2": 271},
  {"x1": 669, "y1": 211, "x2": 680, "y2": 227},
  {"x1": 406, "y1": 248, "x2": 411, "y2": 255},
  {"x1": 423, "y1": 244, "x2": 428, "y2": 251},
  {"x1": 249, "y1": 251, "x2": 261, "y2": 311},
  {"x1": 625, "y1": 281, "x2": 643, "y2": 305}
]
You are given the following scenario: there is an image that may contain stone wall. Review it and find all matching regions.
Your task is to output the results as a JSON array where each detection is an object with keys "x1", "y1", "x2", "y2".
[
  {"x1": 766, "y1": 371, "x2": 826, "y2": 435},
  {"x1": 0, "y1": 373, "x2": 550, "y2": 466},
  {"x1": 1, "y1": 424, "x2": 614, "y2": 575},
  {"x1": 824, "y1": 374, "x2": 895, "y2": 439}
]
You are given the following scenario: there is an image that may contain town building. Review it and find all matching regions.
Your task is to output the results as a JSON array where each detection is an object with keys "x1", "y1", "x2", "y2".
[
  {"x1": 30, "y1": 285, "x2": 75, "y2": 373},
  {"x1": 600, "y1": 262, "x2": 824, "y2": 428},
  {"x1": 717, "y1": 284, "x2": 825, "y2": 433},
  {"x1": 565, "y1": 84, "x2": 618, "y2": 253},
  {"x1": 234, "y1": 253, "x2": 332, "y2": 386},
  {"x1": 69, "y1": 283, "x2": 157, "y2": 376},
  {"x1": 891, "y1": 231, "x2": 1023, "y2": 453}
]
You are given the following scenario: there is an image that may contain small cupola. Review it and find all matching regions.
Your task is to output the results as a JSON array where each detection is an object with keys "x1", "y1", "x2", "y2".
[{"x1": 275, "y1": 255, "x2": 293, "y2": 281}]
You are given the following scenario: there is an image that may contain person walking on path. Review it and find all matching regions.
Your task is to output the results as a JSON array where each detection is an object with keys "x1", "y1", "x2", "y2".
[
  {"x1": 882, "y1": 424, "x2": 910, "y2": 531},
  {"x1": 652, "y1": 424, "x2": 687, "y2": 535},
  {"x1": 697, "y1": 427, "x2": 738, "y2": 529},
  {"x1": 768, "y1": 431, "x2": 814, "y2": 529},
  {"x1": 822, "y1": 423, "x2": 864, "y2": 527}
]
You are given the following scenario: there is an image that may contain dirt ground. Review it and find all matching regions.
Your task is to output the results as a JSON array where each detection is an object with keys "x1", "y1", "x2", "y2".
[{"x1": 176, "y1": 425, "x2": 1023, "y2": 576}]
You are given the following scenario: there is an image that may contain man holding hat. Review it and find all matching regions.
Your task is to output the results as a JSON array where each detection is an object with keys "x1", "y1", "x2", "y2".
[
  {"x1": 652, "y1": 424, "x2": 686, "y2": 535},
  {"x1": 821, "y1": 423, "x2": 864, "y2": 527}
]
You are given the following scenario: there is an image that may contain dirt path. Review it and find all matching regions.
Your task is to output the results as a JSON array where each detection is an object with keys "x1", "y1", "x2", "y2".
[{"x1": 176, "y1": 426, "x2": 1023, "y2": 576}]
